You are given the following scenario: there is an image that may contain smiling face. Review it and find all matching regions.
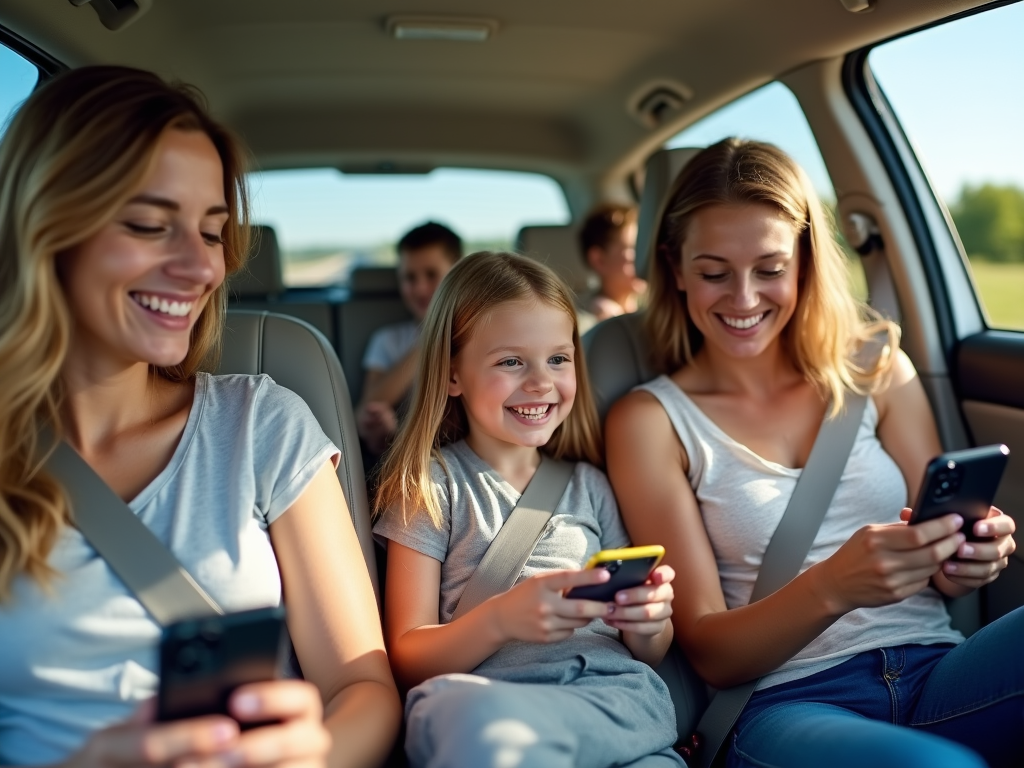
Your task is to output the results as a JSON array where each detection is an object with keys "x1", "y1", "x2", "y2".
[
  {"x1": 448, "y1": 298, "x2": 577, "y2": 457},
  {"x1": 675, "y1": 202, "x2": 801, "y2": 360},
  {"x1": 59, "y1": 128, "x2": 229, "y2": 372}
]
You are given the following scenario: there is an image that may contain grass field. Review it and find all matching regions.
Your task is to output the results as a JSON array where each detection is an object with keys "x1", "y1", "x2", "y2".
[{"x1": 966, "y1": 260, "x2": 1024, "y2": 331}]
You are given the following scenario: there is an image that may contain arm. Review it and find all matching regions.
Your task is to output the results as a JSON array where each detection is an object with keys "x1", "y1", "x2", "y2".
[
  {"x1": 266, "y1": 461, "x2": 402, "y2": 768},
  {"x1": 384, "y1": 541, "x2": 614, "y2": 689},
  {"x1": 360, "y1": 344, "x2": 418, "y2": 408},
  {"x1": 605, "y1": 390, "x2": 964, "y2": 688},
  {"x1": 876, "y1": 350, "x2": 1017, "y2": 598}
]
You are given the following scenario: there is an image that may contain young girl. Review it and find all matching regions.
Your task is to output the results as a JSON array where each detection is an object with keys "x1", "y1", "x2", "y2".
[
  {"x1": 607, "y1": 139, "x2": 1020, "y2": 768},
  {"x1": 374, "y1": 252, "x2": 685, "y2": 768}
]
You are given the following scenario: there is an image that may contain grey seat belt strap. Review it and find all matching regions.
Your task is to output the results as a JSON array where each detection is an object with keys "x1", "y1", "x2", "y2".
[
  {"x1": 452, "y1": 456, "x2": 575, "y2": 621},
  {"x1": 694, "y1": 390, "x2": 870, "y2": 768},
  {"x1": 46, "y1": 440, "x2": 223, "y2": 626}
]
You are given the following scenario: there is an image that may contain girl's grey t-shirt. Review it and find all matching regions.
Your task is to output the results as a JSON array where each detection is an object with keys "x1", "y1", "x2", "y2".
[
  {"x1": 0, "y1": 373, "x2": 339, "y2": 766},
  {"x1": 374, "y1": 440, "x2": 659, "y2": 682}
]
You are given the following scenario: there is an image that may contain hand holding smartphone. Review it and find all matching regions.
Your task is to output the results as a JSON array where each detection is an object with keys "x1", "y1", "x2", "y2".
[
  {"x1": 908, "y1": 444, "x2": 1009, "y2": 541},
  {"x1": 157, "y1": 605, "x2": 288, "y2": 728},
  {"x1": 565, "y1": 545, "x2": 665, "y2": 601}
]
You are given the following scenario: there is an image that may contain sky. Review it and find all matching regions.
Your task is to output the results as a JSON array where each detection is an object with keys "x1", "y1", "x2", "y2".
[{"x1": 2, "y1": 2, "x2": 1020, "y2": 251}]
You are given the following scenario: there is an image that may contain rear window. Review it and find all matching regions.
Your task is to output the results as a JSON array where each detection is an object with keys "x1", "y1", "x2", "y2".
[{"x1": 248, "y1": 168, "x2": 570, "y2": 288}]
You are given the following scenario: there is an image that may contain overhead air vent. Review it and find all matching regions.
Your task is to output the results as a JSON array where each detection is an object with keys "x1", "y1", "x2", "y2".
[
  {"x1": 68, "y1": 0, "x2": 152, "y2": 31},
  {"x1": 839, "y1": 0, "x2": 874, "y2": 12},
  {"x1": 386, "y1": 16, "x2": 499, "y2": 42},
  {"x1": 628, "y1": 80, "x2": 694, "y2": 129}
]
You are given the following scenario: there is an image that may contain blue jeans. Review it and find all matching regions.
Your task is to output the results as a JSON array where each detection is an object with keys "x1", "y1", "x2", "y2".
[{"x1": 727, "y1": 607, "x2": 1024, "y2": 768}]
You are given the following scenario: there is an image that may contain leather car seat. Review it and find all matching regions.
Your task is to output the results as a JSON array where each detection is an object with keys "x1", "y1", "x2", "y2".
[{"x1": 219, "y1": 309, "x2": 379, "y2": 603}]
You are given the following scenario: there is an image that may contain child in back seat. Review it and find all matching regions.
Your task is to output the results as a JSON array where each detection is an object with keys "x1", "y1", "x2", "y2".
[{"x1": 373, "y1": 251, "x2": 685, "y2": 767}]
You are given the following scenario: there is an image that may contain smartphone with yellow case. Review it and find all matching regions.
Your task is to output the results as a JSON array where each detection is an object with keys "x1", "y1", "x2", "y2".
[{"x1": 564, "y1": 545, "x2": 665, "y2": 602}]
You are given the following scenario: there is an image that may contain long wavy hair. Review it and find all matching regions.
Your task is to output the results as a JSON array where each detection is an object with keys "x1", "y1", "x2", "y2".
[
  {"x1": 375, "y1": 252, "x2": 604, "y2": 528},
  {"x1": 0, "y1": 66, "x2": 251, "y2": 600},
  {"x1": 646, "y1": 138, "x2": 897, "y2": 414}
]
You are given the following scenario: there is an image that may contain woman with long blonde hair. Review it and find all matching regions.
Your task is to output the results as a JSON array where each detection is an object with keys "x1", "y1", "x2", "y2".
[
  {"x1": 374, "y1": 252, "x2": 684, "y2": 768},
  {"x1": 0, "y1": 66, "x2": 399, "y2": 767},
  {"x1": 607, "y1": 138, "x2": 1020, "y2": 768}
]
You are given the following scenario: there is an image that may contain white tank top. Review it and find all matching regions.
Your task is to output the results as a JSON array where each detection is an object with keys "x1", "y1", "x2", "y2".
[{"x1": 637, "y1": 375, "x2": 963, "y2": 689}]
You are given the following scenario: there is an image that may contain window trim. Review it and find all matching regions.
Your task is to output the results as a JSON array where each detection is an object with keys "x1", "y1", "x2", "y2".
[{"x1": 0, "y1": 23, "x2": 66, "y2": 83}]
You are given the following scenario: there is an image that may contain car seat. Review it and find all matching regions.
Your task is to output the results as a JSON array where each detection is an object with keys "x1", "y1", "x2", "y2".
[{"x1": 219, "y1": 309, "x2": 380, "y2": 604}]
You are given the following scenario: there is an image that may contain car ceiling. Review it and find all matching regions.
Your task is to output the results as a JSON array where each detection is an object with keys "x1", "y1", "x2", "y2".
[{"x1": 0, "y1": 0, "x2": 989, "y2": 211}]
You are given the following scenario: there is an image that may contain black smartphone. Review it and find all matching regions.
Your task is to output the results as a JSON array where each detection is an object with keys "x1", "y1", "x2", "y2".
[
  {"x1": 157, "y1": 605, "x2": 289, "y2": 728},
  {"x1": 565, "y1": 545, "x2": 665, "y2": 602},
  {"x1": 908, "y1": 444, "x2": 1010, "y2": 541}
]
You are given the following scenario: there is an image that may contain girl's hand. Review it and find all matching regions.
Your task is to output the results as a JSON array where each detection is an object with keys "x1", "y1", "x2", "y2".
[
  {"x1": 225, "y1": 680, "x2": 331, "y2": 768},
  {"x1": 902, "y1": 506, "x2": 1016, "y2": 590},
  {"x1": 812, "y1": 514, "x2": 964, "y2": 615},
  {"x1": 62, "y1": 700, "x2": 239, "y2": 768},
  {"x1": 603, "y1": 564, "x2": 674, "y2": 638},
  {"x1": 489, "y1": 568, "x2": 613, "y2": 644}
]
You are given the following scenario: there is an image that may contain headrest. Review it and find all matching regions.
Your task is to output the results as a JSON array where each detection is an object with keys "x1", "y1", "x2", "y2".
[
  {"x1": 229, "y1": 225, "x2": 285, "y2": 297},
  {"x1": 350, "y1": 266, "x2": 400, "y2": 296},
  {"x1": 516, "y1": 224, "x2": 593, "y2": 296},
  {"x1": 635, "y1": 147, "x2": 703, "y2": 278}
]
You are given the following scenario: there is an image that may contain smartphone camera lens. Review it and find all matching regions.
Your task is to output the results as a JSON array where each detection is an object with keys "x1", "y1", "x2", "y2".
[{"x1": 605, "y1": 560, "x2": 622, "y2": 574}]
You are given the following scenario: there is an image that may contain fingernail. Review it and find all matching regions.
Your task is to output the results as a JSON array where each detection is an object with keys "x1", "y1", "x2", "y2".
[
  {"x1": 961, "y1": 544, "x2": 975, "y2": 557},
  {"x1": 957, "y1": 533, "x2": 967, "y2": 544},
  {"x1": 213, "y1": 721, "x2": 236, "y2": 744},
  {"x1": 945, "y1": 562, "x2": 959, "y2": 573},
  {"x1": 607, "y1": 604, "x2": 616, "y2": 615},
  {"x1": 952, "y1": 515, "x2": 964, "y2": 528},
  {"x1": 616, "y1": 592, "x2": 628, "y2": 604},
  {"x1": 233, "y1": 693, "x2": 259, "y2": 716},
  {"x1": 977, "y1": 523, "x2": 990, "y2": 536}
]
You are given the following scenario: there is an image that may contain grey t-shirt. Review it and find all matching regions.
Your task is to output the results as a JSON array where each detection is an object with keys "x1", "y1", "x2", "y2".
[
  {"x1": 0, "y1": 373, "x2": 339, "y2": 765},
  {"x1": 374, "y1": 440, "x2": 658, "y2": 682}
]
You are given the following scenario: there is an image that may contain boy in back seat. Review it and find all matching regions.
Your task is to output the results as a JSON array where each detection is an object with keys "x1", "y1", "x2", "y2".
[{"x1": 357, "y1": 221, "x2": 462, "y2": 457}]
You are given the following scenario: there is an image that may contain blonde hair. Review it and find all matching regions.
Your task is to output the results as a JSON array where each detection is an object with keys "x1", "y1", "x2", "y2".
[
  {"x1": 647, "y1": 138, "x2": 897, "y2": 413},
  {"x1": 0, "y1": 66, "x2": 251, "y2": 600},
  {"x1": 375, "y1": 252, "x2": 603, "y2": 528}
]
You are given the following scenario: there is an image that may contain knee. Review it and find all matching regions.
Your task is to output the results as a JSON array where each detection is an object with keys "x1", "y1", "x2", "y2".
[{"x1": 405, "y1": 677, "x2": 574, "y2": 767}]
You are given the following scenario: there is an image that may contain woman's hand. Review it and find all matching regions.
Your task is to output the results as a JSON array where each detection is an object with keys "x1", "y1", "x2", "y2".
[
  {"x1": 812, "y1": 513, "x2": 965, "y2": 616},
  {"x1": 225, "y1": 680, "x2": 331, "y2": 768},
  {"x1": 62, "y1": 700, "x2": 239, "y2": 768},
  {"x1": 604, "y1": 564, "x2": 675, "y2": 638},
  {"x1": 906, "y1": 506, "x2": 1016, "y2": 593},
  {"x1": 489, "y1": 568, "x2": 612, "y2": 644}
]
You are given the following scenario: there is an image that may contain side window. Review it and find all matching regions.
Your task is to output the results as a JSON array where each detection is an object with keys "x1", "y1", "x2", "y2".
[
  {"x1": 870, "y1": 4, "x2": 1024, "y2": 332},
  {"x1": 249, "y1": 168, "x2": 570, "y2": 288},
  {"x1": 666, "y1": 82, "x2": 867, "y2": 300},
  {"x1": 0, "y1": 41, "x2": 40, "y2": 138}
]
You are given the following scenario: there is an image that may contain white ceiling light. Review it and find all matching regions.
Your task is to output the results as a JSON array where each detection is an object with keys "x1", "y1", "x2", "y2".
[{"x1": 386, "y1": 16, "x2": 499, "y2": 42}]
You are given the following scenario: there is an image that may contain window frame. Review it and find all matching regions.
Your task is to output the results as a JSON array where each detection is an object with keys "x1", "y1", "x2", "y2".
[
  {"x1": 843, "y1": 1, "x2": 1023, "y2": 354},
  {"x1": 0, "y1": 24, "x2": 66, "y2": 83}
]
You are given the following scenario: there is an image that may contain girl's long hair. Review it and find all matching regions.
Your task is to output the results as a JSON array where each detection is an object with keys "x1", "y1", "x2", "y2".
[
  {"x1": 0, "y1": 66, "x2": 251, "y2": 600},
  {"x1": 375, "y1": 252, "x2": 603, "y2": 528},
  {"x1": 647, "y1": 138, "x2": 897, "y2": 414}
]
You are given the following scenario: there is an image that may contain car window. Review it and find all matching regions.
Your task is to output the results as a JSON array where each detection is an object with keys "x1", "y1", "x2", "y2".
[
  {"x1": 248, "y1": 168, "x2": 570, "y2": 288},
  {"x1": 869, "y1": 3, "x2": 1024, "y2": 332},
  {"x1": 0, "y1": 41, "x2": 39, "y2": 138},
  {"x1": 666, "y1": 82, "x2": 867, "y2": 301}
]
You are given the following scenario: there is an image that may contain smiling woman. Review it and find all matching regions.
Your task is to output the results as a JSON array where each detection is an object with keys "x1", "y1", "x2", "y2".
[{"x1": 0, "y1": 66, "x2": 399, "y2": 767}]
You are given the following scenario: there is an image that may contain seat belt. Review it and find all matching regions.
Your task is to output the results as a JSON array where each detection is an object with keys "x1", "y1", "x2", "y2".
[
  {"x1": 693, "y1": 384, "x2": 875, "y2": 768},
  {"x1": 45, "y1": 439, "x2": 223, "y2": 625},
  {"x1": 451, "y1": 455, "x2": 575, "y2": 621}
]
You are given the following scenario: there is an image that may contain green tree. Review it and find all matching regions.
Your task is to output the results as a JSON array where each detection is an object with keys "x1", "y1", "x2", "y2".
[{"x1": 949, "y1": 183, "x2": 1024, "y2": 263}]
